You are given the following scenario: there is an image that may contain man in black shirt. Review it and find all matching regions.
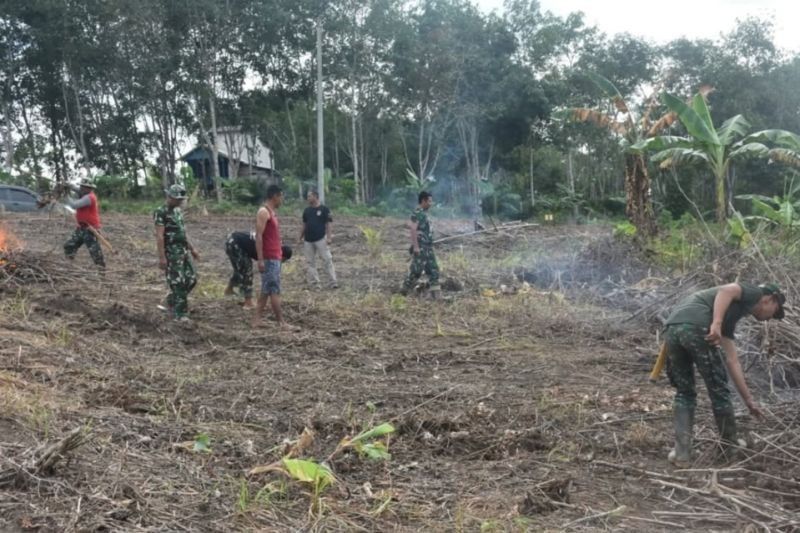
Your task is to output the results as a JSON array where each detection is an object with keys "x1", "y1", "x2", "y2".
[{"x1": 300, "y1": 190, "x2": 338, "y2": 289}]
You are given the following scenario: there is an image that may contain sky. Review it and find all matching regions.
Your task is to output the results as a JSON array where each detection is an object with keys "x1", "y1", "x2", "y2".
[{"x1": 475, "y1": 0, "x2": 800, "y2": 53}]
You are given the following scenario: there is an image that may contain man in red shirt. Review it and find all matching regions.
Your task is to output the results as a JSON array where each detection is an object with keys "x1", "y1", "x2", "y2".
[
  {"x1": 252, "y1": 185, "x2": 293, "y2": 329},
  {"x1": 63, "y1": 180, "x2": 105, "y2": 268}
]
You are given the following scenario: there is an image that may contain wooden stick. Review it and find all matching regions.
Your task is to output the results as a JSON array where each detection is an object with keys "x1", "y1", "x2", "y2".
[
  {"x1": 561, "y1": 505, "x2": 627, "y2": 529},
  {"x1": 649, "y1": 342, "x2": 668, "y2": 382},
  {"x1": 85, "y1": 225, "x2": 114, "y2": 254},
  {"x1": 433, "y1": 223, "x2": 539, "y2": 244}
]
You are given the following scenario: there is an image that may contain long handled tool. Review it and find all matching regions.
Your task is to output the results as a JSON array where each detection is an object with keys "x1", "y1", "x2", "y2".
[
  {"x1": 86, "y1": 225, "x2": 115, "y2": 254},
  {"x1": 649, "y1": 342, "x2": 668, "y2": 382}
]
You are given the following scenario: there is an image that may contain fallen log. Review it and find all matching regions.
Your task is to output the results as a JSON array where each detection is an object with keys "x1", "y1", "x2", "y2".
[{"x1": 433, "y1": 222, "x2": 539, "y2": 244}]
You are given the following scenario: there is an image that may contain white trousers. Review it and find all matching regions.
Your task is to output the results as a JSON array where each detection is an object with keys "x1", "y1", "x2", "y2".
[{"x1": 303, "y1": 238, "x2": 337, "y2": 286}]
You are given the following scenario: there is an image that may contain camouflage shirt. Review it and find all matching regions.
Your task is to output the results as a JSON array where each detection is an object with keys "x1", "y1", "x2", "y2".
[
  {"x1": 154, "y1": 205, "x2": 187, "y2": 246},
  {"x1": 412, "y1": 208, "x2": 433, "y2": 246}
]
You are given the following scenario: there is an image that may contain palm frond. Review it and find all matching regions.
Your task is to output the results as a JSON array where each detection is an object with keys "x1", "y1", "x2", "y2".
[
  {"x1": 717, "y1": 115, "x2": 750, "y2": 145},
  {"x1": 744, "y1": 129, "x2": 800, "y2": 151},
  {"x1": 630, "y1": 135, "x2": 692, "y2": 153},
  {"x1": 770, "y1": 148, "x2": 800, "y2": 167},
  {"x1": 728, "y1": 142, "x2": 769, "y2": 159},
  {"x1": 646, "y1": 111, "x2": 677, "y2": 137},
  {"x1": 585, "y1": 72, "x2": 629, "y2": 113},
  {"x1": 652, "y1": 147, "x2": 710, "y2": 168},
  {"x1": 661, "y1": 93, "x2": 719, "y2": 145}
]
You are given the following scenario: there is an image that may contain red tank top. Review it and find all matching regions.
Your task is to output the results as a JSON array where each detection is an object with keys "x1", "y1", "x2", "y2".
[
  {"x1": 261, "y1": 206, "x2": 282, "y2": 260},
  {"x1": 76, "y1": 192, "x2": 101, "y2": 228}
]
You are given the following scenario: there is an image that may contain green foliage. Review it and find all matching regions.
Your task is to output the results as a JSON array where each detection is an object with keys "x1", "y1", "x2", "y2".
[
  {"x1": 613, "y1": 220, "x2": 637, "y2": 238},
  {"x1": 4, "y1": 0, "x2": 800, "y2": 226},
  {"x1": 737, "y1": 192, "x2": 800, "y2": 227},
  {"x1": 339, "y1": 422, "x2": 396, "y2": 461},
  {"x1": 0, "y1": 169, "x2": 35, "y2": 188},
  {"x1": 93, "y1": 175, "x2": 132, "y2": 199},
  {"x1": 389, "y1": 294, "x2": 407, "y2": 312},
  {"x1": 222, "y1": 177, "x2": 273, "y2": 205},
  {"x1": 727, "y1": 213, "x2": 753, "y2": 248},
  {"x1": 358, "y1": 225, "x2": 383, "y2": 260},
  {"x1": 100, "y1": 199, "x2": 162, "y2": 215},
  {"x1": 482, "y1": 188, "x2": 522, "y2": 218},
  {"x1": 633, "y1": 89, "x2": 765, "y2": 222},
  {"x1": 646, "y1": 213, "x2": 707, "y2": 272},
  {"x1": 282, "y1": 458, "x2": 336, "y2": 492},
  {"x1": 193, "y1": 433, "x2": 212, "y2": 453}
]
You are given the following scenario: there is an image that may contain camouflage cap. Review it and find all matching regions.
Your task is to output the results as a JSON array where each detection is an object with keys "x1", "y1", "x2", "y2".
[
  {"x1": 165, "y1": 184, "x2": 187, "y2": 199},
  {"x1": 78, "y1": 180, "x2": 96, "y2": 189},
  {"x1": 760, "y1": 283, "x2": 786, "y2": 320}
]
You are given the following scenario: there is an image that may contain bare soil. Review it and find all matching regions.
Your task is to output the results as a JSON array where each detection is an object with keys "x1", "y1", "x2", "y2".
[{"x1": 0, "y1": 210, "x2": 797, "y2": 531}]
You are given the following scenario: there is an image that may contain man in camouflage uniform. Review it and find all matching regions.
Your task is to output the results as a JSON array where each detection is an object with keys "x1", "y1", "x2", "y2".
[
  {"x1": 664, "y1": 282, "x2": 785, "y2": 465},
  {"x1": 402, "y1": 191, "x2": 441, "y2": 298},
  {"x1": 63, "y1": 180, "x2": 105, "y2": 268},
  {"x1": 224, "y1": 231, "x2": 257, "y2": 308},
  {"x1": 154, "y1": 184, "x2": 199, "y2": 321}
]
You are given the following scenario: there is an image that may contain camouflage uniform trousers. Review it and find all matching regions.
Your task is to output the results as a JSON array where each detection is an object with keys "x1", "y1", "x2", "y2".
[
  {"x1": 64, "y1": 227, "x2": 105, "y2": 268},
  {"x1": 403, "y1": 245, "x2": 440, "y2": 291},
  {"x1": 225, "y1": 235, "x2": 253, "y2": 298},
  {"x1": 165, "y1": 244, "x2": 197, "y2": 318},
  {"x1": 665, "y1": 323, "x2": 733, "y2": 416}
]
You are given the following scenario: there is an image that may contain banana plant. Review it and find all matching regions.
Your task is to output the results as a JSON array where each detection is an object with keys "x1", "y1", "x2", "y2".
[
  {"x1": 632, "y1": 91, "x2": 762, "y2": 223},
  {"x1": 556, "y1": 73, "x2": 695, "y2": 236},
  {"x1": 737, "y1": 129, "x2": 800, "y2": 168},
  {"x1": 736, "y1": 179, "x2": 800, "y2": 227}
]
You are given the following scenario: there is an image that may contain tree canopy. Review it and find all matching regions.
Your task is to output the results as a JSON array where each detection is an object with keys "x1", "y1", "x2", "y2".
[{"x1": 2, "y1": 0, "x2": 800, "y2": 221}]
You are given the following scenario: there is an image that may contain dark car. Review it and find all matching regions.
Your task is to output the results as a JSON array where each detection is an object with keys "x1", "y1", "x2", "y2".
[{"x1": 0, "y1": 185, "x2": 41, "y2": 212}]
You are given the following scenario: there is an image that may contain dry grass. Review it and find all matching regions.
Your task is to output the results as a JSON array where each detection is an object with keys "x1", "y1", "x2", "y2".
[{"x1": 0, "y1": 212, "x2": 797, "y2": 531}]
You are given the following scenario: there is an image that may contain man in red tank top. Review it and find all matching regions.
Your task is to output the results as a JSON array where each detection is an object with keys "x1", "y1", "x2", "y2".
[
  {"x1": 63, "y1": 180, "x2": 105, "y2": 268},
  {"x1": 252, "y1": 184, "x2": 294, "y2": 329}
]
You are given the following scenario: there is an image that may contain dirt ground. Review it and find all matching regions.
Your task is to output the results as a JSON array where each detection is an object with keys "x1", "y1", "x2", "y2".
[{"x1": 0, "y1": 209, "x2": 797, "y2": 532}]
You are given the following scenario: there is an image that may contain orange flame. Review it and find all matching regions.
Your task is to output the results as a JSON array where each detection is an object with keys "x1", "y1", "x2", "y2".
[{"x1": 0, "y1": 223, "x2": 23, "y2": 254}]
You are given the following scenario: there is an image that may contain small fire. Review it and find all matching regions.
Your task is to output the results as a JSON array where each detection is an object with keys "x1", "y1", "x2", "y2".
[{"x1": 0, "y1": 224, "x2": 23, "y2": 265}]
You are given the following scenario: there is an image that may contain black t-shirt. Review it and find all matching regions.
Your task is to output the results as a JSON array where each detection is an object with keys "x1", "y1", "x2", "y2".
[
  {"x1": 302, "y1": 205, "x2": 332, "y2": 243},
  {"x1": 232, "y1": 231, "x2": 257, "y2": 259}
]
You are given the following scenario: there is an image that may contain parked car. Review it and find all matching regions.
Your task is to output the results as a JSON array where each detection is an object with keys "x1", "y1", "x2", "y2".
[{"x1": 0, "y1": 185, "x2": 41, "y2": 212}]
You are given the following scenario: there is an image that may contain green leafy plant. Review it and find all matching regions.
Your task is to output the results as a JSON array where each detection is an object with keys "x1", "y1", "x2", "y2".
[
  {"x1": 633, "y1": 90, "x2": 766, "y2": 223},
  {"x1": 736, "y1": 179, "x2": 800, "y2": 228},
  {"x1": 193, "y1": 433, "x2": 212, "y2": 453},
  {"x1": 335, "y1": 422, "x2": 396, "y2": 461},
  {"x1": 613, "y1": 220, "x2": 637, "y2": 238},
  {"x1": 247, "y1": 422, "x2": 395, "y2": 516},
  {"x1": 727, "y1": 212, "x2": 753, "y2": 248},
  {"x1": 389, "y1": 294, "x2": 407, "y2": 312},
  {"x1": 358, "y1": 225, "x2": 383, "y2": 260}
]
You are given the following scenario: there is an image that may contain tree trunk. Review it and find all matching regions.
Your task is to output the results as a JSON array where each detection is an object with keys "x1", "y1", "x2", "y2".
[
  {"x1": 3, "y1": 101, "x2": 13, "y2": 173},
  {"x1": 209, "y1": 94, "x2": 222, "y2": 201},
  {"x1": 20, "y1": 103, "x2": 43, "y2": 188},
  {"x1": 567, "y1": 150, "x2": 578, "y2": 222},
  {"x1": 624, "y1": 153, "x2": 657, "y2": 236},
  {"x1": 333, "y1": 111, "x2": 340, "y2": 179},
  {"x1": 352, "y1": 111, "x2": 360, "y2": 204},
  {"x1": 529, "y1": 145, "x2": 534, "y2": 209},
  {"x1": 715, "y1": 171, "x2": 727, "y2": 223}
]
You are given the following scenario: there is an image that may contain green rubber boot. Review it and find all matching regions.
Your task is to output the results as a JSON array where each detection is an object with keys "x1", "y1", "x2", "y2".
[
  {"x1": 714, "y1": 410, "x2": 741, "y2": 461},
  {"x1": 668, "y1": 405, "x2": 694, "y2": 467}
]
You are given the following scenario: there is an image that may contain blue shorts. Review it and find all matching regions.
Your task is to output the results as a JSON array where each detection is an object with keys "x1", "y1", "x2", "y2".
[{"x1": 260, "y1": 260, "x2": 281, "y2": 295}]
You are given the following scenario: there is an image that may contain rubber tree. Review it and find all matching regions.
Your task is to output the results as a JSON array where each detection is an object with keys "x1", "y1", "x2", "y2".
[{"x1": 633, "y1": 91, "x2": 764, "y2": 223}]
